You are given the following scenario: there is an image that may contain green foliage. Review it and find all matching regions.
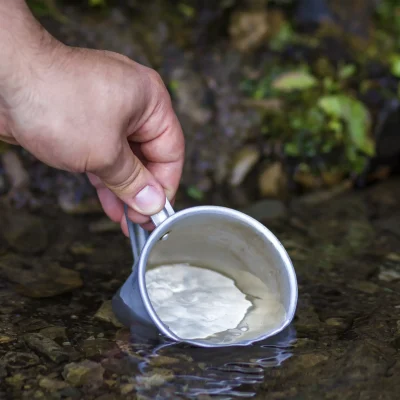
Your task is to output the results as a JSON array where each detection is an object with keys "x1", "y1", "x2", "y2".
[
  {"x1": 272, "y1": 71, "x2": 317, "y2": 92},
  {"x1": 88, "y1": 0, "x2": 106, "y2": 6},
  {"x1": 241, "y1": 62, "x2": 375, "y2": 175},
  {"x1": 187, "y1": 185, "x2": 204, "y2": 201},
  {"x1": 318, "y1": 95, "x2": 374, "y2": 157}
]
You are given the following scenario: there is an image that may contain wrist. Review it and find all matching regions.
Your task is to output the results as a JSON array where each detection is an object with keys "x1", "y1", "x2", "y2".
[{"x1": 0, "y1": 1, "x2": 61, "y2": 106}]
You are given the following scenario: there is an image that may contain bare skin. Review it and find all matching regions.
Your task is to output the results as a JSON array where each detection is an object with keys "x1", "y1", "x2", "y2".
[{"x1": 0, "y1": 0, "x2": 185, "y2": 235}]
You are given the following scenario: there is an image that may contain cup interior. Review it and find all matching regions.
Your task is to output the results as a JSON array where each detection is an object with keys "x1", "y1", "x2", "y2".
[{"x1": 143, "y1": 207, "x2": 297, "y2": 346}]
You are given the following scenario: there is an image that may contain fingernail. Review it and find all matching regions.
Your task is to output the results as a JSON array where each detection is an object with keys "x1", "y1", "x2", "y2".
[{"x1": 133, "y1": 186, "x2": 165, "y2": 215}]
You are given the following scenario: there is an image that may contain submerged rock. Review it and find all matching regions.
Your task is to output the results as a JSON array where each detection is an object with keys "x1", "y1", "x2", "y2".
[
  {"x1": 24, "y1": 333, "x2": 69, "y2": 364},
  {"x1": 258, "y1": 162, "x2": 287, "y2": 198},
  {"x1": 0, "y1": 254, "x2": 83, "y2": 298},
  {"x1": 1, "y1": 212, "x2": 48, "y2": 255},
  {"x1": 229, "y1": 145, "x2": 261, "y2": 187},
  {"x1": 1, "y1": 352, "x2": 40, "y2": 370},
  {"x1": 62, "y1": 360, "x2": 104, "y2": 388},
  {"x1": 94, "y1": 301, "x2": 124, "y2": 328}
]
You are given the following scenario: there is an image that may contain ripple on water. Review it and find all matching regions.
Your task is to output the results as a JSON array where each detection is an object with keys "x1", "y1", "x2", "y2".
[{"x1": 119, "y1": 325, "x2": 296, "y2": 399}]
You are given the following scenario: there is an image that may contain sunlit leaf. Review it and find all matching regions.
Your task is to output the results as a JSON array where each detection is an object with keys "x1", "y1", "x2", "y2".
[
  {"x1": 88, "y1": 0, "x2": 106, "y2": 6},
  {"x1": 338, "y1": 64, "x2": 356, "y2": 80},
  {"x1": 187, "y1": 186, "x2": 204, "y2": 201},
  {"x1": 318, "y1": 95, "x2": 374, "y2": 156},
  {"x1": 272, "y1": 71, "x2": 317, "y2": 92},
  {"x1": 389, "y1": 53, "x2": 400, "y2": 77}
]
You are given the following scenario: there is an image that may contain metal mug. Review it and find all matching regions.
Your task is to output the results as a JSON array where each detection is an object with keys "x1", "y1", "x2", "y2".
[{"x1": 112, "y1": 199, "x2": 298, "y2": 348}]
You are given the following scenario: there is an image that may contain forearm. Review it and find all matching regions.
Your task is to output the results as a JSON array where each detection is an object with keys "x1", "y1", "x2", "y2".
[{"x1": 0, "y1": 0, "x2": 57, "y2": 98}]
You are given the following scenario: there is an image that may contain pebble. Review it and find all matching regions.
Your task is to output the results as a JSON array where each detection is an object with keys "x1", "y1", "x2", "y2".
[
  {"x1": 241, "y1": 199, "x2": 287, "y2": 221},
  {"x1": 378, "y1": 268, "x2": 400, "y2": 282},
  {"x1": 39, "y1": 326, "x2": 67, "y2": 341},
  {"x1": 62, "y1": 360, "x2": 104, "y2": 387},
  {"x1": 39, "y1": 377, "x2": 69, "y2": 391},
  {"x1": 94, "y1": 301, "x2": 124, "y2": 328},
  {"x1": 2, "y1": 351, "x2": 40, "y2": 370},
  {"x1": 0, "y1": 254, "x2": 83, "y2": 298},
  {"x1": 229, "y1": 145, "x2": 260, "y2": 186},
  {"x1": 24, "y1": 333, "x2": 69, "y2": 364},
  {"x1": 120, "y1": 383, "x2": 136, "y2": 395},
  {"x1": 0, "y1": 335, "x2": 14, "y2": 344},
  {"x1": 2, "y1": 212, "x2": 48, "y2": 255},
  {"x1": 349, "y1": 281, "x2": 380, "y2": 294}
]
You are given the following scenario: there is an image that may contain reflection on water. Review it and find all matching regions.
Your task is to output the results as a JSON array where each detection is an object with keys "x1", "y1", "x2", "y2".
[{"x1": 118, "y1": 325, "x2": 296, "y2": 399}]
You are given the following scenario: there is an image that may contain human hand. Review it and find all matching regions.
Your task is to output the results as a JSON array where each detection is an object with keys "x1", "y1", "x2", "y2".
[{"x1": 0, "y1": 2, "x2": 184, "y2": 235}]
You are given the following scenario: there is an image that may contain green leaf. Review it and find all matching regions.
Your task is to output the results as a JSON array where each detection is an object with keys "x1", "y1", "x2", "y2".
[
  {"x1": 187, "y1": 186, "x2": 204, "y2": 201},
  {"x1": 389, "y1": 53, "x2": 400, "y2": 77},
  {"x1": 318, "y1": 95, "x2": 374, "y2": 156},
  {"x1": 272, "y1": 71, "x2": 317, "y2": 92},
  {"x1": 88, "y1": 0, "x2": 106, "y2": 6},
  {"x1": 338, "y1": 64, "x2": 356, "y2": 80}
]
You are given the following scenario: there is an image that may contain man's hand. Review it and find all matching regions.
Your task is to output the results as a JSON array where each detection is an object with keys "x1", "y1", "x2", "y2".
[{"x1": 0, "y1": 1, "x2": 185, "y2": 235}]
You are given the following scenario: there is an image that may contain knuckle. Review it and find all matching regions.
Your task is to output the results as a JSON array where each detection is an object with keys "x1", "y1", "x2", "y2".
[{"x1": 108, "y1": 158, "x2": 143, "y2": 195}]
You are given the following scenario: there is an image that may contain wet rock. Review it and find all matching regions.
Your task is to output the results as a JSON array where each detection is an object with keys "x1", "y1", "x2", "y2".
[
  {"x1": 258, "y1": 162, "x2": 287, "y2": 198},
  {"x1": 39, "y1": 326, "x2": 67, "y2": 341},
  {"x1": 229, "y1": 145, "x2": 261, "y2": 187},
  {"x1": 83, "y1": 338, "x2": 116, "y2": 358},
  {"x1": 324, "y1": 317, "x2": 350, "y2": 334},
  {"x1": 120, "y1": 383, "x2": 135, "y2": 395},
  {"x1": 5, "y1": 373, "x2": 26, "y2": 389},
  {"x1": 89, "y1": 218, "x2": 120, "y2": 233},
  {"x1": 0, "y1": 254, "x2": 83, "y2": 298},
  {"x1": 136, "y1": 369, "x2": 174, "y2": 390},
  {"x1": 2, "y1": 212, "x2": 48, "y2": 254},
  {"x1": 39, "y1": 377, "x2": 69, "y2": 391},
  {"x1": 69, "y1": 242, "x2": 94, "y2": 255},
  {"x1": 148, "y1": 356, "x2": 180, "y2": 368},
  {"x1": 94, "y1": 301, "x2": 124, "y2": 328},
  {"x1": 62, "y1": 360, "x2": 104, "y2": 387},
  {"x1": 0, "y1": 362, "x2": 7, "y2": 378},
  {"x1": 229, "y1": 10, "x2": 269, "y2": 52},
  {"x1": 58, "y1": 193, "x2": 102, "y2": 215},
  {"x1": 2, "y1": 352, "x2": 39, "y2": 370},
  {"x1": 16, "y1": 318, "x2": 50, "y2": 333},
  {"x1": 169, "y1": 65, "x2": 212, "y2": 125},
  {"x1": 290, "y1": 353, "x2": 329, "y2": 369},
  {"x1": 379, "y1": 268, "x2": 400, "y2": 282},
  {"x1": 294, "y1": 296, "x2": 322, "y2": 335},
  {"x1": 349, "y1": 281, "x2": 380, "y2": 294},
  {"x1": 241, "y1": 199, "x2": 287, "y2": 221},
  {"x1": 24, "y1": 333, "x2": 68, "y2": 364},
  {"x1": 0, "y1": 335, "x2": 14, "y2": 344}
]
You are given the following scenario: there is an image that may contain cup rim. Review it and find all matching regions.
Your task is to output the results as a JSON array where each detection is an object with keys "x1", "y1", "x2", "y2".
[{"x1": 137, "y1": 205, "x2": 298, "y2": 347}]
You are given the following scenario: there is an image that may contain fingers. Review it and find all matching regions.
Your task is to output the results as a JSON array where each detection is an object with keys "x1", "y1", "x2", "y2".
[
  {"x1": 128, "y1": 70, "x2": 185, "y2": 201},
  {"x1": 88, "y1": 140, "x2": 166, "y2": 218}
]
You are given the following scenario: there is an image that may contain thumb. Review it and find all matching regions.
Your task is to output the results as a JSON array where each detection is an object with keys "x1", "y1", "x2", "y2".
[{"x1": 95, "y1": 141, "x2": 166, "y2": 216}]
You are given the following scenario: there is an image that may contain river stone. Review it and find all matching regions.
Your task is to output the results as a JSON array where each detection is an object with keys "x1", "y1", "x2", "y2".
[
  {"x1": 94, "y1": 301, "x2": 124, "y2": 328},
  {"x1": 1, "y1": 212, "x2": 48, "y2": 254},
  {"x1": 24, "y1": 333, "x2": 69, "y2": 364},
  {"x1": 62, "y1": 360, "x2": 104, "y2": 387},
  {"x1": 1, "y1": 352, "x2": 39, "y2": 370},
  {"x1": 241, "y1": 199, "x2": 287, "y2": 221},
  {"x1": 0, "y1": 254, "x2": 83, "y2": 298},
  {"x1": 39, "y1": 377, "x2": 69, "y2": 391},
  {"x1": 39, "y1": 326, "x2": 67, "y2": 341}
]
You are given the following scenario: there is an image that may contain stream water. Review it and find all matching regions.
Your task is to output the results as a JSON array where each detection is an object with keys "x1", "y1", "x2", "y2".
[{"x1": 1, "y1": 178, "x2": 400, "y2": 399}]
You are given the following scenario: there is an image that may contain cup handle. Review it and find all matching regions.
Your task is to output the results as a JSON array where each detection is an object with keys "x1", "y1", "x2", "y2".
[
  {"x1": 125, "y1": 198, "x2": 175, "y2": 260},
  {"x1": 150, "y1": 198, "x2": 175, "y2": 227}
]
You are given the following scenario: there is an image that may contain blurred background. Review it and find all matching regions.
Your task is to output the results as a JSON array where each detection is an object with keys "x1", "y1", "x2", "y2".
[{"x1": 2, "y1": 0, "x2": 400, "y2": 214}]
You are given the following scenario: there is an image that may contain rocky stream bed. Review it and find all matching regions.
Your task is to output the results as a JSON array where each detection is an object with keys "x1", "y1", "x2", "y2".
[{"x1": 1, "y1": 177, "x2": 400, "y2": 399}]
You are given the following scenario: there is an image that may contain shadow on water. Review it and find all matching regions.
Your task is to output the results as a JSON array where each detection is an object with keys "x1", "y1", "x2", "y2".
[{"x1": 117, "y1": 324, "x2": 296, "y2": 399}]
